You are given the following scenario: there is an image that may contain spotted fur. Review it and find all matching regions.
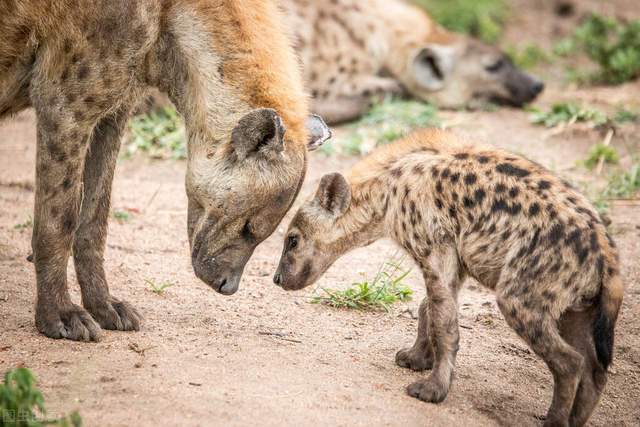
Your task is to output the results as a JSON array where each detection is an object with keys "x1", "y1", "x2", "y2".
[
  {"x1": 280, "y1": 0, "x2": 544, "y2": 124},
  {"x1": 275, "y1": 129, "x2": 623, "y2": 426},
  {"x1": 0, "y1": 0, "x2": 327, "y2": 341}
]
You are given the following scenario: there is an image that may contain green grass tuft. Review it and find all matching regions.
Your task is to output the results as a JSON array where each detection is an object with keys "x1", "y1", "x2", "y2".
[
  {"x1": 125, "y1": 106, "x2": 186, "y2": 160},
  {"x1": 529, "y1": 102, "x2": 607, "y2": 127},
  {"x1": 334, "y1": 98, "x2": 439, "y2": 156},
  {"x1": 311, "y1": 258, "x2": 413, "y2": 311},
  {"x1": 414, "y1": 0, "x2": 507, "y2": 43},
  {"x1": 603, "y1": 163, "x2": 640, "y2": 199},
  {"x1": 506, "y1": 44, "x2": 551, "y2": 70},
  {"x1": 582, "y1": 144, "x2": 619, "y2": 170},
  {"x1": 112, "y1": 210, "x2": 131, "y2": 222},
  {"x1": 0, "y1": 368, "x2": 82, "y2": 427},
  {"x1": 145, "y1": 279, "x2": 174, "y2": 295},
  {"x1": 560, "y1": 14, "x2": 640, "y2": 84},
  {"x1": 13, "y1": 216, "x2": 33, "y2": 231}
]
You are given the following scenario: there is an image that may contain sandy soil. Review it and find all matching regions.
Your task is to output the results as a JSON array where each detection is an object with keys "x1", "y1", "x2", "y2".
[{"x1": 2, "y1": 3, "x2": 640, "y2": 426}]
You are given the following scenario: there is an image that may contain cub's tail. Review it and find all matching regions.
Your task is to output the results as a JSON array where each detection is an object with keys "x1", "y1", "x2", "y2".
[{"x1": 593, "y1": 270, "x2": 624, "y2": 369}]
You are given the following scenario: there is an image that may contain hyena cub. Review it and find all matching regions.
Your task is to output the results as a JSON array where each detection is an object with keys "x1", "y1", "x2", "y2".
[{"x1": 274, "y1": 129, "x2": 623, "y2": 426}]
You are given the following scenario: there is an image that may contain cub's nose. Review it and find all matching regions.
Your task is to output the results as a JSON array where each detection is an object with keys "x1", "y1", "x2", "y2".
[{"x1": 273, "y1": 272, "x2": 282, "y2": 286}]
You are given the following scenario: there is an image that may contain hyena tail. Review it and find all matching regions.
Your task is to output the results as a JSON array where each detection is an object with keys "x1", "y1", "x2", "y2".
[{"x1": 593, "y1": 272, "x2": 624, "y2": 369}]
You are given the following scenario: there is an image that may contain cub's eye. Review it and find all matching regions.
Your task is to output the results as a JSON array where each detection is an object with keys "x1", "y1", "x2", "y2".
[
  {"x1": 287, "y1": 234, "x2": 299, "y2": 250},
  {"x1": 242, "y1": 221, "x2": 254, "y2": 240},
  {"x1": 485, "y1": 59, "x2": 505, "y2": 73}
]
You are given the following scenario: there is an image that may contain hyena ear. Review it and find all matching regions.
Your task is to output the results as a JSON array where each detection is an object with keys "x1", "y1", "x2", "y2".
[
  {"x1": 315, "y1": 172, "x2": 351, "y2": 217},
  {"x1": 231, "y1": 108, "x2": 285, "y2": 160},
  {"x1": 412, "y1": 44, "x2": 456, "y2": 91},
  {"x1": 306, "y1": 114, "x2": 332, "y2": 151}
]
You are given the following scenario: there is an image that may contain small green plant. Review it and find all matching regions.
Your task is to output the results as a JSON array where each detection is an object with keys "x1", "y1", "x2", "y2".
[
  {"x1": 529, "y1": 102, "x2": 607, "y2": 127},
  {"x1": 13, "y1": 216, "x2": 33, "y2": 231},
  {"x1": 559, "y1": 14, "x2": 640, "y2": 84},
  {"x1": 311, "y1": 259, "x2": 412, "y2": 311},
  {"x1": 0, "y1": 368, "x2": 82, "y2": 427},
  {"x1": 614, "y1": 108, "x2": 638, "y2": 124},
  {"x1": 603, "y1": 163, "x2": 640, "y2": 198},
  {"x1": 506, "y1": 44, "x2": 550, "y2": 70},
  {"x1": 125, "y1": 106, "x2": 186, "y2": 159},
  {"x1": 334, "y1": 98, "x2": 439, "y2": 156},
  {"x1": 415, "y1": 0, "x2": 507, "y2": 43},
  {"x1": 582, "y1": 144, "x2": 619, "y2": 170},
  {"x1": 112, "y1": 210, "x2": 131, "y2": 222},
  {"x1": 145, "y1": 279, "x2": 174, "y2": 295}
]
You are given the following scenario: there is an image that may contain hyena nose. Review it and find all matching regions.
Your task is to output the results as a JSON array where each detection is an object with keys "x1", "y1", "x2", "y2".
[
  {"x1": 532, "y1": 80, "x2": 544, "y2": 96},
  {"x1": 273, "y1": 272, "x2": 282, "y2": 286}
]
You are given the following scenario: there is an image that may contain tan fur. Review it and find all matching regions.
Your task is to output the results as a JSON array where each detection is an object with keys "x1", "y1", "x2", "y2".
[
  {"x1": 276, "y1": 129, "x2": 623, "y2": 426},
  {"x1": 0, "y1": 0, "x2": 316, "y2": 341},
  {"x1": 280, "y1": 0, "x2": 543, "y2": 124}
]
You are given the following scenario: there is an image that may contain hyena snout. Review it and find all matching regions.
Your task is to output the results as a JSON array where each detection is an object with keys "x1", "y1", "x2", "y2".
[{"x1": 504, "y1": 69, "x2": 545, "y2": 106}]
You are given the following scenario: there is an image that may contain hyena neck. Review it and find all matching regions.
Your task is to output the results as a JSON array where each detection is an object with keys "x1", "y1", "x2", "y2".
[
  {"x1": 335, "y1": 177, "x2": 388, "y2": 251},
  {"x1": 149, "y1": 1, "x2": 310, "y2": 158}
]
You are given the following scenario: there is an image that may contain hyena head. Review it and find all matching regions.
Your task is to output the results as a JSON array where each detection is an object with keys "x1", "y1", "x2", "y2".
[
  {"x1": 399, "y1": 36, "x2": 544, "y2": 108},
  {"x1": 274, "y1": 173, "x2": 352, "y2": 290},
  {"x1": 187, "y1": 110, "x2": 330, "y2": 295}
]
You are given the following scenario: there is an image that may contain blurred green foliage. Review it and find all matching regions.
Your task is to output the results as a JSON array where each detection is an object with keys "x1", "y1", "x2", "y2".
[
  {"x1": 529, "y1": 102, "x2": 606, "y2": 127},
  {"x1": 506, "y1": 44, "x2": 551, "y2": 70},
  {"x1": 414, "y1": 0, "x2": 507, "y2": 43},
  {"x1": 126, "y1": 107, "x2": 186, "y2": 160}
]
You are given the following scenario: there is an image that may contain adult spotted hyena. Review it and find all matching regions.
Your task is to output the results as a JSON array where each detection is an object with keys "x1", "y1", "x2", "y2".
[
  {"x1": 274, "y1": 129, "x2": 623, "y2": 426},
  {"x1": 0, "y1": 0, "x2": 330, "y2": 341},
  {"x1": 280, "y1": 0, "x2": 544, "y2": 124}
]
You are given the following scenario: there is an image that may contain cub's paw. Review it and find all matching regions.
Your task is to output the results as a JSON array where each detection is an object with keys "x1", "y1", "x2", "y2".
[
  {"x1": 36, "y1": 304, "x2": 102, "y2": 342},
  {"x1": 86, "y1": 297, "x2": 142, "y2": 331},
  {"x1": 406, "y1": 378, "x2": 449, "y2": 404},
  {"x1": 395, "y1": 347, "x2": 433, "y2": 371}
]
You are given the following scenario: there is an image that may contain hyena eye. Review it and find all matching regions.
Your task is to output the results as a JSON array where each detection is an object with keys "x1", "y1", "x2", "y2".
[
  {"x1": 287, "y1": 234, "x2": 299, "y2": 250},
  {"x1": 485, "y1": 59, "x2": 505, "y2": 73}
]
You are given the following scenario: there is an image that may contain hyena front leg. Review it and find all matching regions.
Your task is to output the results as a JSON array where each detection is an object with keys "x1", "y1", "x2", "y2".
[
  {"x1": 73, "y1": 107, "x2": 142, "y2": 331},
  {"x1": 31, "y1": 98, "x2": 100, "y2": 341},
  {"x1": 396, "y1": 296, "x2": 434, "y2": 371},
  {"x1": 406, "y1": 245, "x2": 464, "y2": 403}
]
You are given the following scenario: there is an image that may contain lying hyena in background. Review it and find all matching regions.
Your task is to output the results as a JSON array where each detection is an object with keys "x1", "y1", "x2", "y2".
[
  {"x1": 280, "y1": 0, "x2": 545, "y2": 124},
  {"x1": 274, "y1": 129, "x2": 623, "y2": 426},
  {"x1": 0, "y1": 0, "x2": 330, "y2": 341}
]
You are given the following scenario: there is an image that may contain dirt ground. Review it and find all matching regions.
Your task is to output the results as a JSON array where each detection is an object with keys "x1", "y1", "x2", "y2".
[{"x1": 2, "y1": 3, "x2": 640, "y2": 427}]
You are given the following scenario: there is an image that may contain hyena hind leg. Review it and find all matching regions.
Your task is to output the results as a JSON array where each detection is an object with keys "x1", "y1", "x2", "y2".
[
  {"x1": 497, "y1": 290, "x2": 584, "y2": 427},
  {"x1": 559, "y1": 310, "x2": 607, "y2": 427},
  {"x1": 73, "y1": 106, "x2": 142, "y2": 332}
]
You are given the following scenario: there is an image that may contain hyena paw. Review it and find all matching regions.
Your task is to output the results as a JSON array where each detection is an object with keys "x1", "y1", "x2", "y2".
[
  {"x1": 36, "y1": 304, "x2": 102, "y2": 342},
  {"x1": 86, "y1": 297, "x2": 142, "y2": 331},
  {"x1": 395, "y1": 347, "x2": 433, "y2": 371},
  {"x1": 406, "y1": 378, "x2": 449, "y2": 403}
]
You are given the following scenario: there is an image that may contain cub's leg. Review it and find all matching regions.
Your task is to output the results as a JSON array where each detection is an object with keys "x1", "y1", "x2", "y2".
[
  {"x1": 396, "y1": 296, "x2": 434, "y2": 371},
  {"x1": 559, "y1": 310, "x2": 607, "y2": 427},
  {"x1": 31, "y1": 93, "x2": 101, "y2": 341},
  {"x1": 497, "y1": 287, "x2": 583, "y2": 427},
  {"x1": 406, "y1": 245, "x2": 464, "y2": 403},
  {"x1": 73, "y1": 107, "x2": 142, "y2": 331}
]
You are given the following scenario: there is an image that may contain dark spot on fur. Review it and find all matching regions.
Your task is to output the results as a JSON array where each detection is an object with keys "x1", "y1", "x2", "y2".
[
  {"x1": 528, "y1": 202, "x2": 540, "y2": 216},
  {"x1": 441, "y1": 168, "x2": 450, "y2": 179},
  {"x1": 476, "y1": 155, "x2": 490, "y2": 164},
  {"x1": 508, "y1": 187, "x2": 519, "y2": 198},
  {"x1": 449, "y1": 172, "x2": 460, "y2": 183},
  {"x1": 412, "y1": 164, "x2": 424, "y2": 175},
  {"x1": 463, "y1": 197, "x2": 474, "y2": 208},
  {"x1": 435, "y1": 199, "x2": 443, "y2": 209},
  {"x1": 435, "y1": 182, "x2": 443, "y2": 193},
  {"x1": 538, "y1": 180, "x2": 551, "y2": 190},
  {"x1": 464, "y1": 173, "x2": 477, "y2": 185},
  {"x1": 495, "y1": 183, "x2": 507, "y2": 193},
  {"x1": 431, "y1": 167, "x2": 439, "y2": 178},
  {"x1": 390, "y1": 167, "x2": 402, "y2": 178},
  {"x1": 496, "y1": 163, "x2": 530, "y2": 177},
  {"x1": 548, "y1": 223, "x2": 565, "y2": 244},
  {"x1": 77, "y1": 64, "x2": 90, "y2": 80},
  {"x1": 454, "y1": 153, "x2": 469, "y2": 160},
  {"x1": 474, "y1": 188, "x2": 486, "y2": 203}
]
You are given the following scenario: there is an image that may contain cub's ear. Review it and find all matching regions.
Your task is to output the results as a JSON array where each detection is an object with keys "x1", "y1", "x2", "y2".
[
  {"x1": 306, "y1": 114, "x2": 332, "y2": 151},
  {"x1": 412, "y1": 44, "x2": 456, "y2": 91},
  {"x1": 315, "y1": 172, "x2": 351, "y2": 217},
  {"x1": 231, "y1": 108, "x2": 285, "y2": 160}
]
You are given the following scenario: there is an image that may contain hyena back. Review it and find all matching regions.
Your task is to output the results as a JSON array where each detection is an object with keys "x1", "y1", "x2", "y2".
[
  {"x1": 275, "y1": 129, "x2": 623, "y2": 426},
  {"x1": 0, "y1": 0, "x2": 329, "y2": 341}
]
